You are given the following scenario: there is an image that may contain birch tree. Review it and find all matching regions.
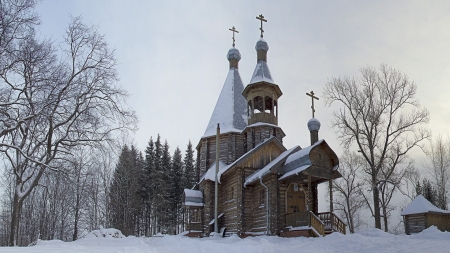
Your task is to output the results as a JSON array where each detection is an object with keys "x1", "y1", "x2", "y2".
[
  {"x1": 0, "y1": 16, "x2": 137, "y2": 245},
  {"x1": 324, "y1": 64, "x2": 429, "y2": 229}
]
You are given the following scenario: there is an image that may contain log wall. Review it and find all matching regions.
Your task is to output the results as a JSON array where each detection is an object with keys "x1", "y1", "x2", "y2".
[
  {"x1": 243, "y1": 126, "x2": 284, "y2": 152},
  {"x1": 197, "y1": 133, "x2": 245, "y2": 177},
  {"x1": 404, "y1": 212, "x2": 450, "y2": 234}
]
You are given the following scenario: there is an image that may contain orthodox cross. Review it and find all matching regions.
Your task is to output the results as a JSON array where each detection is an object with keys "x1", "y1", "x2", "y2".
[
  {"x1": 256, "y1": 14, "x2": 267, "y2": 37},
  {"x1": 306, "y1": 91, "x2": 319, "y2": 118},
  {"x1": 229, "y1": 26, "x2": 239, "y2": 47}
]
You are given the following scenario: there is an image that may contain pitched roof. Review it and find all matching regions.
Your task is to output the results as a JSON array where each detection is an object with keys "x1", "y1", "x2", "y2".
[
  {"x1": 199, "y1": 160, "x2": 227, "y2": 183},
  {"x1": 401, "y1": 195, "x2": 450, "y2": 216},
  {"x1": 203, "y1": 68, "x2": 247, "y2": 138},
  {"x1": 201, "y1": 136, "x2": 285, "y2": 184},
  {"x1": 183, "y1": 189, "x2": 203, "y2": 207},
  {"x1": 279, "y1": 139, "x2": 340, "y2": 181},
  {"x1": 283, "y1": 140, "x2": 325, "y2": 172},
  {"x1": 244, "y1": 145, "x2": 301, "y2": 186},
  {"x1": 249, "y1": 60, "x2": 275, "y2": 85}
]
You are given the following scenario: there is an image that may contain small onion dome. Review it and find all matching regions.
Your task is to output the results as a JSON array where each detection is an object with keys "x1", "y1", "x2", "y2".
[
  {"x1": 307, "y1": 118, "x2": 321, "y2": 131},
  {"x1": 227, "y1": 47, "x2": 241, "y2": 61},
  {"x1": 255, "y1": 38, "x2": 269, "y2": 52}
]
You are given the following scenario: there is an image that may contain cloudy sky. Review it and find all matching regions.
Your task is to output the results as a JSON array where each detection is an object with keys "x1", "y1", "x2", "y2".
[{"x1": 36, "y1": 0, "x2": 450, "y2": 160}]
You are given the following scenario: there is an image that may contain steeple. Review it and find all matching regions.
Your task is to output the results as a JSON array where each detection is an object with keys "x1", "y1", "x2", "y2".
[
  {"x1": 243, "y1": 15, "x2": 282, "y2": 126},
  {"x1": 241, "y1": 15, "x2": 285, "y2": 150},
  {"x1": 203, "y1": 29, "x2": 247, "y2": 137}
]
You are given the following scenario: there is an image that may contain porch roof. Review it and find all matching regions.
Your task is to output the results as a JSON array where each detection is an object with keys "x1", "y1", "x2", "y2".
[
  {"x1": 244, "y1": 145, "x2": 301, "y2": 186},
  {"x1": 279, "y1": 139, "x2": 341, "y2": 181},
  {"x1": 182, "y1": 189, "x2": 203, "y2": 207}
]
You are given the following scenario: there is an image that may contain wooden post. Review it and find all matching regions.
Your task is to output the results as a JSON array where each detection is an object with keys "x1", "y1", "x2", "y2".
[
  {"x1": 329, "y1": 179, "x2": 333, "y2": 231},
  {"x1": 308, "y1": 175, "x2": 312, "y2": 212},
  {"x1": 214, "y1": 124, "x2": 220, "y2": 234}
]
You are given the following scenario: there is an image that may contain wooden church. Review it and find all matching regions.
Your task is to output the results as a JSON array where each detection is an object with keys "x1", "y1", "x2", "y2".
[{"x1": 182, "y1": 16, "x2": 346, "y2": 238}]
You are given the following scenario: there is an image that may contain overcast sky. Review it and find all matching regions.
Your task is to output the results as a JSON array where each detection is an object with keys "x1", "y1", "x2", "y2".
[{"x1": 36, "y1": 0, "x2": 450, "y2": 160}]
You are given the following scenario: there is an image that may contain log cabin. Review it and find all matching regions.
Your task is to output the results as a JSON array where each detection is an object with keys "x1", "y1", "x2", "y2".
[
  {"x1": 401, "y1": 195, "x2": 450, "y2": 234},
  {"x1": 182, "y1": 22, "x2": 346, "y2": 238}
]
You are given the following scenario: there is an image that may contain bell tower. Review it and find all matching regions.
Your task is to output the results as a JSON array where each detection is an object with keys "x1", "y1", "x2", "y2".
[{"x1": 242, "y1": 15, "x2": 285, "y2": 151}]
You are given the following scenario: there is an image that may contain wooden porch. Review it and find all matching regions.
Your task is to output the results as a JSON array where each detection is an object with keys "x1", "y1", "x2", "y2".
[{"x1": 281, "y1": 211, "x2": 346, "y2": 237}]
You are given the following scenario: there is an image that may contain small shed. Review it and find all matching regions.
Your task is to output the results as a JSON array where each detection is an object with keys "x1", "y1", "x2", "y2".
[{"x1": 401, "y1": 195, "x2": 450, "y2": 234}]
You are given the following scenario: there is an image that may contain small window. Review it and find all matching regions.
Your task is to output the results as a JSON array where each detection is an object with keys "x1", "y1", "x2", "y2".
[
  {"x1": 191, "y1": 209, "x2": 200, "y2": 223},
  {"x1": 230, "y1": 187, "x2": 234, "y2": 200}
]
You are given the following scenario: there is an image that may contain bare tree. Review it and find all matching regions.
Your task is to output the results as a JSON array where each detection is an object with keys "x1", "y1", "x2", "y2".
[
  {"x1": 0, "y1": 0, "x2": 39, "y2": 138},
  {"x1": 0, "y1": 16, "x2": 137, "y2": 245},
  {"x1": 332, "y1": 151, "x2": 366, "y2": 233},
  {"x1": 425, "y1": 135, "x2": 450, "y2": 210},
  {"x1": 323, "y1": 64, "x2": 430, "y2": 229}
]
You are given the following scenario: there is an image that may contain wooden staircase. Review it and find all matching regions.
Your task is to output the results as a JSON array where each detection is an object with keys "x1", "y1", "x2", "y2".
[
  {"x1": 282, "y1": 211, "x2": 346, "y2": 237},
  {"x1": 317, "y1": 212, "x2": 347, "y2": 235}
]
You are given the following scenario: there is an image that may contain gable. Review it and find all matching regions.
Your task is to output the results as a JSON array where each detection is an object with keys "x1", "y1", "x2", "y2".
[
  {"x1": 280, "y1": 140, "x2": 340, "y2": 181},
  {"x1": 219, "y1": 136, "x2": 286, "y2": 181},
  {"x1": 244, "y1": 145, "x2": 301, "y2": 186}
]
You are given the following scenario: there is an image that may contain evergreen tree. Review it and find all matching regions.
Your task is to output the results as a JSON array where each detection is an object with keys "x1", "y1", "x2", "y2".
[
  {"x1": 183, "y1": 140, "x2": 197, "y2": 190},
  {"x1": 170, "y1": 147, "x2": 183, "y2": 234},
  {"x1": 417, "y1": 179, "x2": 440, "y2": 207},
  {"x1": 143, "y1": 137, "x2": 155, "y2": 236},
  {"x1": 109, "y1": 145, "x2": 142, "y2": 236},
  {"x1": 153, "y1": 135, "x2": 163, "y2": 234},
  {"x1": 160, "y1": 140, "x2": 172, "y2": 233}
]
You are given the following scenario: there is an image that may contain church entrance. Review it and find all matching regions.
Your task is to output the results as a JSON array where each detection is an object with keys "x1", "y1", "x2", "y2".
[{"x1": 285, "y1": 183, "x2": 306, "y2": 214}]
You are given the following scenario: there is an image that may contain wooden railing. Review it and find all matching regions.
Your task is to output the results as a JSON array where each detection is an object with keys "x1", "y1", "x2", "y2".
[
  {"x1": 317, "y1": 212, "x2": 346, "y2": 235},
  {"x1": 285, "y1": 211, "x2": 325, "y2": 237},
  {"x1": 310, "y1": 212, "x2": 325, "y2": 236}
]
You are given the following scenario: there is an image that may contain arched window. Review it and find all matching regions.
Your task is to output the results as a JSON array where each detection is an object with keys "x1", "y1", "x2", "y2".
[{"x1": 253, "y1": 96, "x2": 263, "y2": 113}]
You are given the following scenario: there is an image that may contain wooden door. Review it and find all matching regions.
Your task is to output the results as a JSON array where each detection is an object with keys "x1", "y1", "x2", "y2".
[{"x1": 286, "y1": 183, "x2": 306, "y2": 213}]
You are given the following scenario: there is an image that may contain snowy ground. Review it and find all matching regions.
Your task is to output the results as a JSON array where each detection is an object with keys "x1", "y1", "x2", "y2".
[{"x1": 0, "y1": 227, "x2": 449, "y2": 253}]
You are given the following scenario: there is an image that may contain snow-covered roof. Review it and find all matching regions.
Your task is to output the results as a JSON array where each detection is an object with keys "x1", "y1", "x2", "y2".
[
  {"x1": 201, "y1": 137, "x2": 283, "y2": 184},
  {"x1": 283, "y1": 140, "x2": 324, "y2": 173},
  {"x1": 246, "y1": 122, "x2": 279, "y2": 128},
  {"x1": 215, "y1": 136, "x2": 283, "y2": 183},
  {"x1": 401, "y1": 195, "x2": 450, "y2": 216},
  {"x1": 203, "y1": 68, "x2": 247, "y2": 138},
  {"x1": 249, "y1": 60, "x2": 275, "y2": 85},
  {"x1": 244, "y1": 145, "x2": 300, "y2": 186},
  {"x1": 183, "y1": 189, "x2": 203, "y2": 207},
  {"x1": 279, "y1": 165, "x2": 311, "y2": 181},
  {"x1": 200, "y1": 160, "x2": 227, "y2": 183},
  {"x1": 184, "y1": 189, "x2": 203, "y2": 199}
]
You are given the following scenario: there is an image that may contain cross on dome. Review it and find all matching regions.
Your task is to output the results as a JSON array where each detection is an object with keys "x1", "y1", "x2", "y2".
[
  {"x1": 256, "y1": 14, "x2": 267, "y2": 38},
  {"x1": 229, "y1": 26, "x2": 239, "y2": 47},
  {"x1": 306, "y1": 91, "x2": 319, "y2": 118}
]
